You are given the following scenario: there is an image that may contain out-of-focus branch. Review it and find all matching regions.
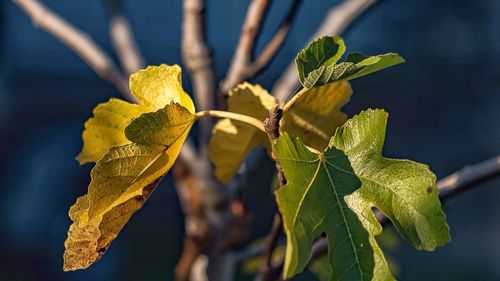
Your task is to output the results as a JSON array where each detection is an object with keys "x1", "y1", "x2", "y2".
[
  {"x1": 105, "y1": 0, "x2": 144, "y2": 76},
  {"x1": 220, "y1": 0, "x2": 301, "y2": 94},
  {"x1": 220, "y1": 0, "x2": 271, "y2": 94},
  {"x1": 256, "y1": 214, "x2": 283, "y2": 281},
  {"x1": 13, "y1": 0, "x2": 135, "y2": 102},
  {"x1": 182, "y1": 0, "x2": 215, "y2": 152},
  {"x1": 438, "y1": 156, "x2": 500, "y2": 200},
  {"x1": 272, "y1": 0, "x2": 377, "y2": 101},
  {"x1": 263, "y1": 155, "x2": 500, "y2": 278},
  {"x1": 180, "y1": 3, "x2": 232, "y2": 281},
  {"x1": 248, "y1": 0, "x2": 302, "y2": 79}
]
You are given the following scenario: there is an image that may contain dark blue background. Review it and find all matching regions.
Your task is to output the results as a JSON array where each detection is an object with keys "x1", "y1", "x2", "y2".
[{"x1": 1, "y1": 0, "x2": 499, "y2": 280}]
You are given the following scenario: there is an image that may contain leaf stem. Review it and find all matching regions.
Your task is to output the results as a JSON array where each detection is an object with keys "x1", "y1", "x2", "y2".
[{"x1": 195, "y1": 110, "x2": 266, "y2": 133}]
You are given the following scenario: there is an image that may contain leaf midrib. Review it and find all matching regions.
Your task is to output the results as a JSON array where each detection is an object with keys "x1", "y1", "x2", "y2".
[
  {"x1": 289, "y1": 154, "x2": 365, "y2": 280},
  {"x1": 322, "y1": 160, "x2": 365, "y2": 280}
]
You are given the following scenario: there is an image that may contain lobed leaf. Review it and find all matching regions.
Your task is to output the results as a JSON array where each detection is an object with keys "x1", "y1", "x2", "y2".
[
  {"x1": 209, "y1": 81, "x2": 353, "y2": 183},
  {"x1": 275, "y1": 134, "x2": 374, "y2": 281},
  {"x1": 275, "y1": 109, "x2": 450, "y2": 281},
  {"x1": 65, "y1": 65, "x2": 196, "y2": 271},
  {"x1": 295, "y1": 36, "x2": 404, "y2": 88},
  {"x1": 76, "y1": 99, "x2": 147, "y2": 164},
  {"x1": 209, "y1": 83, "x2": 277, "y2": 183},
  {"x1": 77, "y1": 64, "x2": 194, "y2": 164},
  {"x1": 296, "y1": 36, "x2": 346, "y2": 86},
  {"x1": 330, "y1": 109, "x2": 450, "y2": 251}
]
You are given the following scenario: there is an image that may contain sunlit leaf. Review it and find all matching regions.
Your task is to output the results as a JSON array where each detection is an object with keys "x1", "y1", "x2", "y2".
[
  {"x1": 65, "y1": 66, "x2": 196, "y2": 271},
  {"x1": 330, "y1": 109, "x2": 450, "y2": 251},
  {"x1": 296, "y1": 36, "x2": 404, "y2": 88},
  {"x1": 77, "y1": 64, "x2": 194, "y2": 164},
  {"x1": 125, "y1": 103, "x2": 195, "y2": 146},
  {"x1": 129, "y1": 64, "x2": 195, "y2": 114},
  {"x1": 275, "y1": 109, "x2": 450, "y2": 280},
  {"x1": 76, "y1": 99, "x2": 147, "y2": 164}
]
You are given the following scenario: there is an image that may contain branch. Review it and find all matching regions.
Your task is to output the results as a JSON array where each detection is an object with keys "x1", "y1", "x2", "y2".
[
  {"x1": 256, "y1": 105, "x2": 287, "y2": 281},
  {"x1": 105, "y1": 0, "x2": 144, "y2": 76},
  {"x1": 248, "y1": 0, "x2": 302, "y2": 78},
  {"x1": 12, "y1": 0, "x2": 136, "y2": 102},
  {"x1": 257, "y1": 214, "x2": 283, "y2": 281},
  {"x1": 219, "y1": 0, "x2": 270, "y2": 94},
  {"x1": 181, "y1": 0, "x2": 216, "y2": 153},
  {"x1": 438, "y1": 156, "x2": 500, "y2": 200},
  {"x1": 264, "y1": 155, "x2": 500, "y2": 278},
  {"x1": 272, "y1": 0, "x2": 377, "y2": 101},
  {"x1": 220, "y1": 0, "x2": 301, "y2": 94}
]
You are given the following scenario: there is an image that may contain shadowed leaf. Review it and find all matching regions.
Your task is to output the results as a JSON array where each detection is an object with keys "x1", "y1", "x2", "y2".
[
  {"x1": 281, "y1": 81, "x2": 351, "y2": 151},
  {"x1": 209, "y1": 83, "x2": 277, "y2": 183},
  {"x1": 275, "y1": 134, "x2": 374, "y2": 280}
]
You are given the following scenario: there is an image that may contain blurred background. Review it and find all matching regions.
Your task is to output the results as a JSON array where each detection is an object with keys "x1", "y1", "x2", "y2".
[{"x1": 1, "y1": 0, "x2": 499, "y2": 280}]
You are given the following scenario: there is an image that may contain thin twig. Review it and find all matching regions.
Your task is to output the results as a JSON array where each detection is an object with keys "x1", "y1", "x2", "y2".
[
  {"x1": 257, "y1": 214, "x2": 284, "y2": 281},
  {"x1": 272, "y1": 0, "x2": 378, "y2": 101},
  {"x1": 13, "y1": 0, "x2": 135, "y2": 102},
  {"x1": 105, "y1": 0, "x2": 144, "y2": 76},
  {"x1": 248, "y1": 0, "x2": 302, "y2": 77},
  {"x1": 220, "y1": 0, "x2": 271, "y2": 94},
  {"x1": 220, "y1": 0, "x2": 302, "y2": 95}
]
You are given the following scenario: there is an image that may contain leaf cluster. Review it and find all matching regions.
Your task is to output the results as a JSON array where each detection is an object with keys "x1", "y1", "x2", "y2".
[{"x1": 64, "y1": 36, "x2": 449, "y2": 281}]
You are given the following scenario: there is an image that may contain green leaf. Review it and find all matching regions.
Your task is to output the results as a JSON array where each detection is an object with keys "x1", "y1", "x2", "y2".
[
  {"x1": 330, "y1": 109, "x2": 450, "y2": 251},
  {"x1": 296, "y1": 36, "x2": 346, "y2": 87},
  {"x1": 275, "y1": 109, "x2": 450, "y2": 280},
  {"x1": 275, "y1": 134, "x2": 374, "y2": 280},
  {"x1": 281, "y1": 81, "x2": 351, "y2": 151},
  {"x1": 209, "y1": 83, "x2": 277, "y2": 183},
  {"x1": 295, "y1": 36, "x2": 404, "y2": 88},
  {"x1": 338, "y1": 53, "x2": 405, "y2": 81}
]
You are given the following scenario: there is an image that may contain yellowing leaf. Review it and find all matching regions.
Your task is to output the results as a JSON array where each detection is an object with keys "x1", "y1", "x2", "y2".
[
  {"x1": 130, "y1": 64, "x2": 195, "y2": 114},
  {"x1": 64, "y1": 112, "x2": 191, "y2": 270},
  {"x1": 281, "y1": 81, "x2": 351, "y2": 151},
  {"x1": 125, "y1": 103, "x2": 196, "y2": 146},
  {"x1": 209, "y1": 83, "x2": 277, "y2": 183},
  {"x1": 76, "y1": 99, "x2": 147, "y2": 164},
  {"x1": 65, "y1": 64, "x2": 197, "y2": 271},
  {"x1": 77, "y1": 64, "x2": 194, "y2": 164}
]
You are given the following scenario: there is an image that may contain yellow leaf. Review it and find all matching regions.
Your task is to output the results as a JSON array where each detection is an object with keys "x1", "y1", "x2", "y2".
[
  {"x1": 209, "y1": 83, "x2": 277, "y2": 183},
  {"x1": 76, "y1": 99, "x2": 147, "y2": 164},
  {"x1": 64, "y1": 124, "x2": 189, "y2": 270},
  {"x1": 77, "y1": 64, "x2": 194, "y2": 164},
  {"x1": 130, "y1": 64, "x2": 195, "y2": 113},
  {"x1": 65, "y1": 64, "x2": 197, "y2": 270},
  {"x1": 125, "y1": 103, "x2": 196, "y2": 146},
  {"x1": 281, "y1": 81, "x2": 351, "y2": 151}
]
